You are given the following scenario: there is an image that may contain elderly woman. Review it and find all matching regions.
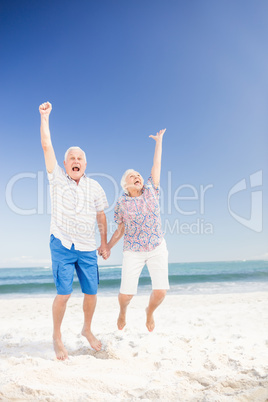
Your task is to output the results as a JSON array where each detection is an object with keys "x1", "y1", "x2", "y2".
[{"x1": 106, "y1": 129, "x2": 169, "y2": 332}]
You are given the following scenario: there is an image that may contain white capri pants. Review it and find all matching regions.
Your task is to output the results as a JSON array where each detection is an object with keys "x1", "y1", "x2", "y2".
[{"x1": 120, "y1": 239, "x2": 169, "y2": 295}]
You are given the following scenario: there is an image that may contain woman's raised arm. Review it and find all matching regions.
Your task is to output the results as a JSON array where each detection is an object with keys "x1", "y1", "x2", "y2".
[{"x1": 150, "y1": 128, "x2": 166, "y2": 188}]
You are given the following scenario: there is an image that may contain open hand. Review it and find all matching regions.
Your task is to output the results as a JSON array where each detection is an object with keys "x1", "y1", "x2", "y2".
[{"x1": 149, "y1": 128, "x2": 166, "y2": 141}]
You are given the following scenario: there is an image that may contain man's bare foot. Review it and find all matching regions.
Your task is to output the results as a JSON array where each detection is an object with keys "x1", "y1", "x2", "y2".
[
  {"x1": 82, "y1": 329, "x2": 102, "y2": 351},
  {"x1": 53, "y1": 338, "x2": 68, "y2": 360},
  {"x1": 117, "y1": 312, "x2": 126, "y2": 330},
  {"x1": 145, "y1": 307, "x2": 155, "y2": 332}
]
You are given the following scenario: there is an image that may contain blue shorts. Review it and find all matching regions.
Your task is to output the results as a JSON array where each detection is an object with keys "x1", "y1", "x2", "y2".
[{"x1": 49, "y1": 235, "x2": 99, "y2": 295}]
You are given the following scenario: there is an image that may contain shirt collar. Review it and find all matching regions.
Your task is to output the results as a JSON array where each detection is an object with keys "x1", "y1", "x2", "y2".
[{"x1": 66, "y1": 172, "x2": 87, "y2": 183}]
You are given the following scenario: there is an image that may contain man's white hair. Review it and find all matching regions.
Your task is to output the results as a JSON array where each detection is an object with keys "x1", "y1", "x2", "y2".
[
  {"x1": 120, "y1": 169, "x2": 136, "y2": 194},
  {"x1": 64, "y1": 146, "x2": 87, "y2": 162}
]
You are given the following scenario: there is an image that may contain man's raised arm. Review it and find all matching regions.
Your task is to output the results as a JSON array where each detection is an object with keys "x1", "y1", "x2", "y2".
[{"x1": 39, "y1": 101, "x2": 56, "y2": 173}]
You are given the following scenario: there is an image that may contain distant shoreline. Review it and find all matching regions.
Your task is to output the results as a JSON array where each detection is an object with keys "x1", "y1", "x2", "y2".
[{"x1": 1, "y1": 260, "x2": 267, "y2": 298}]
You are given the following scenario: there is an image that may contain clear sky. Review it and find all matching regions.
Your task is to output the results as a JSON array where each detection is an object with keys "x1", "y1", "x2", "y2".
[{"x1": 1, "y1": 0, "x2": 267, "y2": 267}]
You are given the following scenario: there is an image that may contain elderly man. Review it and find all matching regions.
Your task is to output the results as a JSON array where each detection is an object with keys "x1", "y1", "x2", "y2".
[{"x1": 39, "y1": 101, "x2": 109, "y2": 360}]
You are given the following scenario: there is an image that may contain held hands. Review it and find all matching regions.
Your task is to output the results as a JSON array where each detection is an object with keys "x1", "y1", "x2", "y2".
[
  {"x1": 39, "y1": 101, "x2": 52, "y2": 117},
  {"x1": 149, "y1": 128, "x2": 166, "y2": 142},
  {"x1": 98, "y1": 245, "x2": 111, "y2": 260}
]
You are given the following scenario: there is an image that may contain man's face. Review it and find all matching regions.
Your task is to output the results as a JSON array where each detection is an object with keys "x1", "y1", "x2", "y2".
[{"x1": 64, "y1": 150, "x2": 87, "y2": 183}]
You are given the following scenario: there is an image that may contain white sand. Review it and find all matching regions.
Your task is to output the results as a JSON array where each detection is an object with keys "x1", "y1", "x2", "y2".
[{"x1": 0, "y1": 292, "x2": 268, "y2": 401}]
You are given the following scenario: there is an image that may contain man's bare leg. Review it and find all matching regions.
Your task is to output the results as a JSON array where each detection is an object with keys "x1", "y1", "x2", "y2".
[
  {"x1": 52, "y1": 294, "x2": 71, "y2": 360},
  {"x1": 117, "y1": 293, "x2": 133, "y2": 330},
  {"x1": 81, "y1": 294, "x2": 102, "y2": 351},
  {"x1": 145, "y1": 290, "x2": 166, "y2": 332}
]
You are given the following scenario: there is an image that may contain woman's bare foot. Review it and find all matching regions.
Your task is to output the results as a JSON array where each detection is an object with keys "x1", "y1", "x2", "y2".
[
  {"x1": 117, "y1": 312, "x2": 126, "y2": 330},
  {"x1": 82, "y1": 329, "x2": 102, "y2": 351},
  {"x1": 145, "y1": 307, "x2": 155, "y2": 332},
  {"x1": 53, "y1": 338, "x2": 68, "y2": 360}
]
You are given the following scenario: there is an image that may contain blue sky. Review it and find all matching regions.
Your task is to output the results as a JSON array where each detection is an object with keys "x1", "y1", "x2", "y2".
[{"x1": 0, "y1": 0, "x2": 267, "y2": 267}]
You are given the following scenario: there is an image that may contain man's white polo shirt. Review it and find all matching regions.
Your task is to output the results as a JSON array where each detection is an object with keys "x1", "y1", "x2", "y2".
[{"x1": 48, "y1": 162, "x2": 108, "y2": 251}]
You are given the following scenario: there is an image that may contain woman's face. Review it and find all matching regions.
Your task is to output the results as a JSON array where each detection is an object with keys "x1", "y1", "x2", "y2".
[{"x1": 125, "y1": 171, "x2": 144, "y2": 194}]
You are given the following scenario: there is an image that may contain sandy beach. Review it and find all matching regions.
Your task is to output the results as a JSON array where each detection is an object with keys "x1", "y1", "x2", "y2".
[{"x1": 0, "y1": 292, "x2": 268, "y2": 401}]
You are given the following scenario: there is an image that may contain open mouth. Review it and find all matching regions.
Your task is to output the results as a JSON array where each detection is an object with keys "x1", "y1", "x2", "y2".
[
  {"x1": 134, "y1": 180, "x2": 140, "y2": 185},
  {"x1": 72, "y1": 167, "x2": 80, "y2": 172}
]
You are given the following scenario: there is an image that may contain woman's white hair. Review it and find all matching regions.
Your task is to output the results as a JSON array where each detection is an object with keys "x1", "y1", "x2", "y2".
[
  {"x1": 64, "y1": 146, "x2": 87, "y2": 162},
  {"x1": 120, "y1": 169, "x2": 136, "y2": 194}
]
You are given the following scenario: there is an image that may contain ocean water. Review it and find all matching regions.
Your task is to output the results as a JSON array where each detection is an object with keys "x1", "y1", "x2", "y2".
[{"x1": 0, "y1": 260, "x2": 267, "y2": 298}]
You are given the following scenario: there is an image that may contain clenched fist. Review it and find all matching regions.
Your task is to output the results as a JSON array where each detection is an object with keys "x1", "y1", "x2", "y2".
[{"x1": 39, "y1": 101, "x2": 52, "y2": 116}]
